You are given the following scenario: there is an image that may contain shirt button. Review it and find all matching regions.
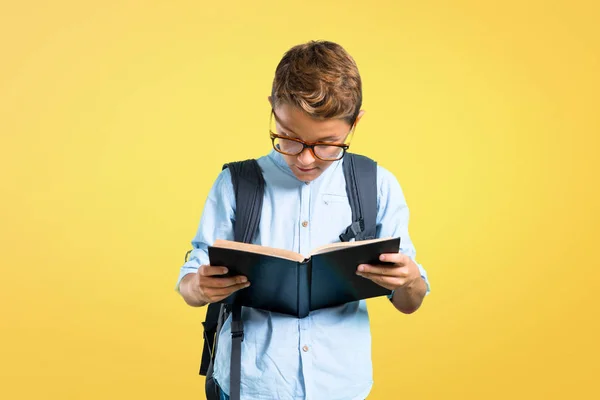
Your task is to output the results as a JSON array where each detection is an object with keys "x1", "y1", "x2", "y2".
[
  {"x1": 302, "y1": 345, "x2": 309, "y2": 352},
  {"x1": 302, "y1": 221, "x2": 308, "y2": 228}
]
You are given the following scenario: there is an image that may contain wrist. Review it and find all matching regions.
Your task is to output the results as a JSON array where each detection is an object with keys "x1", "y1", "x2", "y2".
[
  {"x1": 181, "y1": 273, "x2": 208, "y2": 307},
  {"x1": 191, "y1": 282, "x2": 209, "y2": 306},
  {"x1": 391, "y1": 276, "x2": 426, "y2": 314},
  {"x1": 404, "y1": 275, "x2": 426, "y2": 296}
]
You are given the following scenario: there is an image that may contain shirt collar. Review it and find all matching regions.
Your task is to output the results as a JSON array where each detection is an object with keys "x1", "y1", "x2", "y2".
[{"x1": 267, "y1": 149, "x2": 344, "y2": 184}]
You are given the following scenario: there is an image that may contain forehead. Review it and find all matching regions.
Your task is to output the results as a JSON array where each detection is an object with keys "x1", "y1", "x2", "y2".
[{"x1": 273, "y1": 103, "x2": 350, "y2": 141}]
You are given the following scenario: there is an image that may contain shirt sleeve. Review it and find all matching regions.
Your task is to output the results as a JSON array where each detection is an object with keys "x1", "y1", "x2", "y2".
[
  {"x1": 174, "y1": 167, "x2": 236, "y2": 293},
  {"x1": 376, "y1": 165, "x2": 431, "y2": 296}
]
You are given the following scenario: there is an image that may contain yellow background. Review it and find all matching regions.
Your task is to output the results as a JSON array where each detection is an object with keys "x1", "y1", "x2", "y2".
[{"x1": 1, "y1": 1, "x2": 598, "y2": 399}]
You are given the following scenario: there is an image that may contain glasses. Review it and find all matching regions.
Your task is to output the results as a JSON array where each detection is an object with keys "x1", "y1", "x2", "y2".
[{"x1": 269, "y1": 109, "x2": 356, "y2": 161}]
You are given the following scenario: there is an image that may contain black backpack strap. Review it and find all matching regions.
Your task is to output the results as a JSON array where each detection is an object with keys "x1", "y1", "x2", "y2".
[
  {"x1": 230, "y1": 303, "x2": 244, "y2": 400},
  {"x1": 224, "y1": 159, "x2": 264, "y2": 400},
  {"x1": 225, "y1": 159, "x2": 266, "y2": 244},
  {"x1": 198, "y1": 159, "x2": 265, "y2": 400},
  {"x1": 340, "y1": 153, "x2": 378, "y2": 242}
]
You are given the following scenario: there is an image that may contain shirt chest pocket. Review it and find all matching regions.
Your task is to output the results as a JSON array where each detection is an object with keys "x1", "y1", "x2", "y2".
[
  {"x1": 322, "y1": 193, "x2": 348, "y2": 205},
  {"x1": 316, "y1": 194, "x2": 352, "y2": 241}
]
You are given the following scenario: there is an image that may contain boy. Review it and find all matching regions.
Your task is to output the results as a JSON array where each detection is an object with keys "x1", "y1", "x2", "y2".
[{"x1": 176, "y1": 40, "x2": 430, "y2": 400}]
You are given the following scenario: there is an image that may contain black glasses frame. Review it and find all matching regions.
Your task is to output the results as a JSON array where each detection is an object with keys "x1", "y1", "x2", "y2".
[{"x1": 269, "y1": 109, "x2": 356, "y2": 161}]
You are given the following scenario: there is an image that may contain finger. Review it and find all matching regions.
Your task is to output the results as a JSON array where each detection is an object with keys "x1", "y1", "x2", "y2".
[
  {"x1": 204, "y1": 282, "x2": 251, "y2": 302},
  {"x1": 202, "y1": 275, "x2": 249, "y2": 289},
  {"x1": 357, "y1": 263, "x2": 406, "y2": 277},
  {"x1": 356, "y1": 272, "x2": 404, "y2": 290},
  {"x1": 378, "y1": 252, "x2": 410, "y2": 265},
  {"x1": 198, "y1": 264, "x2": 229, "y2": 277}
]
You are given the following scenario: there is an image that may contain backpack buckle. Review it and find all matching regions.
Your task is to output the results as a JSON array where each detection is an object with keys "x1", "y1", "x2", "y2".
[
  {"x1": 231, "y1": 304, "x2": 244, "y2": 342},
  {"x1": 231, "y1": 330, "x2": 244, "y2": 341},
  {"x1": 339, "y1": 219, "x2": 365, "y2": 242}
]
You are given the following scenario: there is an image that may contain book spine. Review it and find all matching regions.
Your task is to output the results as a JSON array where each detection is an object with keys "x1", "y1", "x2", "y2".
[{"x1": 297, "y1": 262, "x2": 310, "y2": 318}]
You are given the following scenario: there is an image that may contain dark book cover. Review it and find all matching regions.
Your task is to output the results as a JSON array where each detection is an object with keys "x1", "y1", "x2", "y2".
[{"x1": 207, "y1": 237, "x2": 401, "y2": 318}]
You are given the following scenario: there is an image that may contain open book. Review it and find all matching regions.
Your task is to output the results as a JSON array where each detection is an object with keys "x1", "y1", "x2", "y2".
[{"x1": 208, "y1": 236, "x2": 400, "y2": 318}]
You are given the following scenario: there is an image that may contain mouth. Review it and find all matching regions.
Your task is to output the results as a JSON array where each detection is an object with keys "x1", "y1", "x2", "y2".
[{"x1": 296, "y1": 166, "x2": 317, "y2": 173}]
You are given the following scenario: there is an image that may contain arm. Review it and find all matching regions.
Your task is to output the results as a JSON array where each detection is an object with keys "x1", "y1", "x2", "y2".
[
  {"x1": 175, "y1": 168, "x2": 249, "y2": 306},
  {"x1": 356, "y1": 166, "x2": 430, "y2": 314}
]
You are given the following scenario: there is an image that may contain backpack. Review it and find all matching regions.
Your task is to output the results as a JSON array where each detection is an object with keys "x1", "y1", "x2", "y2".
[{"x1": 195, "y1": 153, "x2": 378, "y2": 400}]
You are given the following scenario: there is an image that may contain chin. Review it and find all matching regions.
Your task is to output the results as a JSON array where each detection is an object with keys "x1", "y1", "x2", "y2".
[
  {"x1": 292, "y1": 167, "x2": 322, "y2": 182},
  {"x1": 294, "y1": 174, "x2": 318, "y2": 182}
]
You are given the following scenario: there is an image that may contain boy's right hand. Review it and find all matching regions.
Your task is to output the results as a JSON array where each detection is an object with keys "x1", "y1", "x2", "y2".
[{"x1": 191, "y1": 265, "x2": 251, "y2": 304}]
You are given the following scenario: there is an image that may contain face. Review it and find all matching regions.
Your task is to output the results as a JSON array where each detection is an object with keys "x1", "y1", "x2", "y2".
[{"x1": 269, "y1": 99, "x2": 364, "y2": 182}]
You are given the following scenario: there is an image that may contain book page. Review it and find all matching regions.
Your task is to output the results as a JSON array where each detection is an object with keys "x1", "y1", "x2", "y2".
[
  {"x1": 309, "y1": 237, "x2": 394, "y2": 256},
  {"x1": 212, "y1": 240, "x2": 306, "y2": 262}
]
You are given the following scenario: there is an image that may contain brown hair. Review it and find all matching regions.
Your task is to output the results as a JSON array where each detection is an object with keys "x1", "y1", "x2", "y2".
[{"x1": 270, "y1": 40, "x2": 362, "y2": 125}]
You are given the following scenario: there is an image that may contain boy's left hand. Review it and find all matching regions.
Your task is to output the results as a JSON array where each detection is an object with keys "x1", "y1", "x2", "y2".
[{"x1": 356, "y1": 252, "x2": 421, "y2": 291}]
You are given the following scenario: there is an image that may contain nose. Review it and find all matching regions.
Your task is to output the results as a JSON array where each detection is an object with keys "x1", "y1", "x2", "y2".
[{"x1": 297, "y1": 147, "x2": 316, "y2": 166}]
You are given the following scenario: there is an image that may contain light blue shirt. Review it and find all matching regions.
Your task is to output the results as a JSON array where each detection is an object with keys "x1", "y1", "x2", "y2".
[{"x1": 176, "y1": 150, "x2": 429, "y2": 400}]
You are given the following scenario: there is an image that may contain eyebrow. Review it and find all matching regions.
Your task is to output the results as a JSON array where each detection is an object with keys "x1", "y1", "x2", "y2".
[
  {"x1": 276, "y1": 118, "x2": 298, "y2": 136},
  {"x1": 280, "y1": 127, "x2": 341, "y2": 143},
  {"x1": 274, "y1": 113, "x2": 343, "y2": 143},
  {"x1": 317, "y1": 135, "x2": 342, "y2": 142}
]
